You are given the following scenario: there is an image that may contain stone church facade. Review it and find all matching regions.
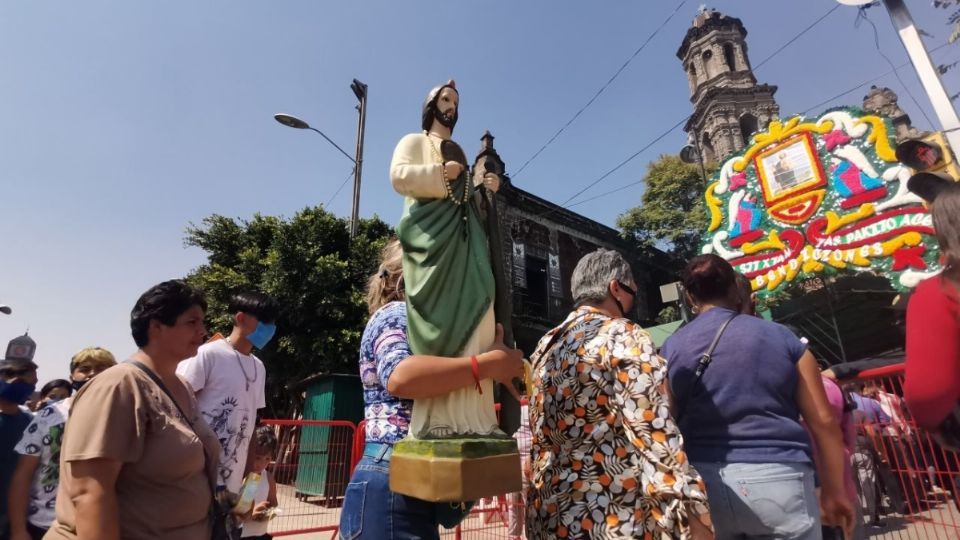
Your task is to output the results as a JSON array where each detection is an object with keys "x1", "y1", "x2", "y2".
[{"x1": 471, "y1": 132, "x2": 675, "y2": 358}]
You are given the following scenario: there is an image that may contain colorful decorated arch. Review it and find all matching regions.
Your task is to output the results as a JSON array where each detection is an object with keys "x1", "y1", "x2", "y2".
[{"x1": 701, "y1": 108, "x2": 940, "y2": 297}]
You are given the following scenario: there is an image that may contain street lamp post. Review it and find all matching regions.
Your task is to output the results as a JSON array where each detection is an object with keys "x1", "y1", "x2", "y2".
[
  {"x1": 274, "y1": 78, "x2": 368, "y2": 239},
  {"x1": 680, "y1": 134, "x2": 710, "y2": 186},
  {"x1": 350, "y1": 79, "x2": 368, "y2": 240}
]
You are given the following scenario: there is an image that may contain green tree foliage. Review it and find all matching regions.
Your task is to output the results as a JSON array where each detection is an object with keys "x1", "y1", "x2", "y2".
[
  {"x1": 184, "y1": 206, "x2": 393, "y2": 418},
  {"x1": 617, "y1": 154, "x2": 717, "y2": 262},
  {"x1": 934, "y1": 0, "x2": 960, "y2": 44}
]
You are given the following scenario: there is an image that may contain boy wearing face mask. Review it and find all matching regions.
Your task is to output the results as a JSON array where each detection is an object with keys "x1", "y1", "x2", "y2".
[
  {"x1": 177, "y1": 291, "x2": 279, "y2": 499},
  {"x1": 0, "y1": 356, "x2": 38, "y2": 540},
  {"x1": 9, "y1": 347, "x2": 116, "y2": 540}
]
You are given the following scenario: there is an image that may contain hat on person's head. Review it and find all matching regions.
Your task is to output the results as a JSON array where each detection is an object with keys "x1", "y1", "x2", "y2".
[
  {"x1": 907, "y1": 172, "x2": 955, "y2": 203},
  {"x1": 0, "y1": 357, "x2": 38, "y2": 374},
  {"x1": 0, "y1": 332, "x2": 37, "y2": 374}
]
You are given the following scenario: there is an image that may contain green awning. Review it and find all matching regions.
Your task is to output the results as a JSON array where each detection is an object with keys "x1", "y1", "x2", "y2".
[
  {"x1": 646, "y1": 311, "x2": 771, "y2": 349},
  {"x1": 646, "y1": 320, "x2": 684, "y2": 348}
]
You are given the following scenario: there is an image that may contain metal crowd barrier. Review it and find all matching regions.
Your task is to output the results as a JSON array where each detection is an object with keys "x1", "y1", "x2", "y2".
[
  {"x1": 842, "y1": 364, "x2": 960, "y2": 539},
  {"x1": 264, "y1": 363, "x2": 960, "y2": 539},
  {"x1": 261, "y1": 419, "x2": 357, "y2": 538}
]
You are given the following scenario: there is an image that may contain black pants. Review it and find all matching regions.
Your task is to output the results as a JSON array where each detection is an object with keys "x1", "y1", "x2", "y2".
[
  {"x1": 0, "y1": 524, "x2": 47, "y2": 540},
  {"x1": 241, "y1": 535, "x2": 272, "y2": 540},
  {"x1": 27, "y1": 524, "x2": 47, "y2": 540},
  {"x1": 822, "y1": 526, "x2": 843, "y2": 540}
]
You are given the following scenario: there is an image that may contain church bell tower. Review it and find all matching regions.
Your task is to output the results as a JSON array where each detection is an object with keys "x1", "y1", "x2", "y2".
[{"x1": 678, "y1": 8, "x2": 779, "y2": 162}]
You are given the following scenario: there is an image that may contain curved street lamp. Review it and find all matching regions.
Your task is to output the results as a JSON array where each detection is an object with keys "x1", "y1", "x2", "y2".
[
  {"x1": 274, "y1": 79, "x2": 367, "y2": 239},
  {"x1": 680, "y1": 133, "x2": 710, "y2": 187},
  {"x1": 0, "y1": 305, "x2": 11, "y2": 315}
]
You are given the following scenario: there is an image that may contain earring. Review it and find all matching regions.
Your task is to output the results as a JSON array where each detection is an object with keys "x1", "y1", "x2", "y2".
[{"x1": 691, "y1": 305, "x2": 700, "y2": 315}]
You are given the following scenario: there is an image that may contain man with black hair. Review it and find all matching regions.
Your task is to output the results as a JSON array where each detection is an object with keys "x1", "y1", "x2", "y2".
[
  {"x1": 177, "y1": 291, "x2": 279, "y2": 497},
  {"x1": 1, "y1": 357, "x2": 37, "y2": 540}
]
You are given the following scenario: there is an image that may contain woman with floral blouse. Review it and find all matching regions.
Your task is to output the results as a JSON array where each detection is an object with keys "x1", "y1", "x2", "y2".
[{"x1": 527, "y1": 249, "x2": 713, "y2": 540}]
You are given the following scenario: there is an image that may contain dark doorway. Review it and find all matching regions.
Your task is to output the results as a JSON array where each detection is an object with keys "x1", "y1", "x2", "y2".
[{"x1": 524, "y1": 256, "x2": 548, "y2": 318}]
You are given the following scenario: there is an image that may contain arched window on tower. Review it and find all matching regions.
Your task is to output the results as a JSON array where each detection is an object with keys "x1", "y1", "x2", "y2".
[
  {"x1": 739, "y1": 113, "x2": 759, "y2": 146},
  {"x1": 723, "y1": 43, "x2": 737, "y2": 72},
  {"x1": 701, "y1": 49, "x2": 714, "y2": 80},
  {"x1": 701, "y1": 131, "x2": 716, "y2": 163}
]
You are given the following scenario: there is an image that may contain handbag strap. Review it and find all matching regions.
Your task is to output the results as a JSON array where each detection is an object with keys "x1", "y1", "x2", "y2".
[
  {"x1": 128, "y1": 361, "x2": 221, "y2": 500},
  {"x1": 674, "y1": 313, "x2": 738, "y2": 422}
]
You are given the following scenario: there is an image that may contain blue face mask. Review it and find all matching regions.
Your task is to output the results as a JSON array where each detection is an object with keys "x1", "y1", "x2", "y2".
[
  {"x1": 246, "y1": 322, "x2": 276, "y2": 350},
  {"x1": 0, "y1": 380, "x2": 36, "y2": 405}
]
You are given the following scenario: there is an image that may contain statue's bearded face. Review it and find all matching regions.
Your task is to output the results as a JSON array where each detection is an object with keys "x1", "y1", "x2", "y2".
[{"x1": 434, "y1": 87, "x2": 458, "y2": 129}]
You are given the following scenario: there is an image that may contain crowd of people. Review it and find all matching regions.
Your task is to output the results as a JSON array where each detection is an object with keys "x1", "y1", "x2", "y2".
[
  {"x1": 0, "y1": 285, "x2": 281, "y2": 540},
  {"x1": 340, "y1": 173, "x2": 958, "y2": 540},
  {"x1": 0, "y1": 170, "x2": 957, "y2": 540}
]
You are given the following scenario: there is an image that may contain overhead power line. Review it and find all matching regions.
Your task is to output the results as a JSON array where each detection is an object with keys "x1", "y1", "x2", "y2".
[
  {"x1": 532, "y1": 3, "x2": 843, "y2": 216},
  {"x1": 511, "y1": 0, "x2": 690, "y2": 179},
  {"x1": 801, "y1": 42, "x2": 951, "y2": 115},
  {"x1": 556, "y1": 46, "x2": 956, "y2": 213},
  {"x1": 324, "y1": 166, "x2": 356, "y2": 208},
  {"x1": 513, "y1": 3, "x2": 951, "y2": 221},
  {"x1": 855, "y1": 5, "x2": 935, "y2": 128},
  {"x1": 753, "y1": 4, "x2": 842, "y2": 71}
]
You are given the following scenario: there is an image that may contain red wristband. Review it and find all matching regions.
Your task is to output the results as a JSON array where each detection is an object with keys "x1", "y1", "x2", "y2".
[{"x1": 471, "y1": 355, "x2": 483, "y2": 394}]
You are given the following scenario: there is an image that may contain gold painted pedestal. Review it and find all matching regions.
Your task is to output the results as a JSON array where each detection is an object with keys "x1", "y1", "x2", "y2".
[{"x1": 389, "y1": 438, "x2": 521, "y2": 502}]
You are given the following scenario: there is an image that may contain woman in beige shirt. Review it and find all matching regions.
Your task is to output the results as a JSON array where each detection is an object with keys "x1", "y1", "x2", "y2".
[{"x1": 44, "y1": 280, "x2": 221, "y2": 540}]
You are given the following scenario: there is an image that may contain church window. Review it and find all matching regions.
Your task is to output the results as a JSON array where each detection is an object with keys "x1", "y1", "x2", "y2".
[
  {"x1": 739, "y1": 114, "x2": 759, "y2": 146},
  {"x1": 723, "y1": 43, "x2": 737, "y2": 71},
  {"x1": 702, "y1": 49, "x2": 714, "y2": 79}
]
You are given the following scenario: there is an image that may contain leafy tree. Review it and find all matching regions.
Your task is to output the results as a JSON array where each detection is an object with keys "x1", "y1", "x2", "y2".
[
  {"x1": 617, "y1": 154, "x2": 717, "y2": 262},
  {"x1": 184, "y1": 206, "x2": 393, "y2": 418},
  {"x1": 934, "y1": 0, "x2": 960, "y2": 45}
]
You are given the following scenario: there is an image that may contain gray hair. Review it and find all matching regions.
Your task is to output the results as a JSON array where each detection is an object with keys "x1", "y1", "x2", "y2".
[{"x1": 571, "y1": 249, "x2": 634, "y2": 306}]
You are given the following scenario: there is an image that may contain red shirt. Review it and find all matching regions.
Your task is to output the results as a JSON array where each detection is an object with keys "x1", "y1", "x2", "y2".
[{"x1": 904, "y1": 277, "x2": 960, "y2": 429}]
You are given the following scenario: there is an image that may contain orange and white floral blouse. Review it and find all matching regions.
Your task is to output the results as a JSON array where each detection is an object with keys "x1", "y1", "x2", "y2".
[{"x1": 526, "y1": 306, "x2": 710, "y2": 539}]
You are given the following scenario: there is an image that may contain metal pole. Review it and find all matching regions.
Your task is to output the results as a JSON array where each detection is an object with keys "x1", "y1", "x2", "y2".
[
  {"x1": 350, "y1": 80, "x2": 368, "y2": 239},
  {"x1": 881, "y1": 0, "x2": 960, "y2": 152},
  {"x1": 693, "y1": 135, "x2": 710, "y2": 186}
]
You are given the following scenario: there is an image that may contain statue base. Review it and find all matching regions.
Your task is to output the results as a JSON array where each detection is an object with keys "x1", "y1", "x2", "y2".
[{"x1": 389, "y1": 437, "x2": 521, "y2": 502}]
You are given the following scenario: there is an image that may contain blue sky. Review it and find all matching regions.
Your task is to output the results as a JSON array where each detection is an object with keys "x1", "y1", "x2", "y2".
[{"x1": 2, "y1": 1, "x2": 958, "y2": 385}]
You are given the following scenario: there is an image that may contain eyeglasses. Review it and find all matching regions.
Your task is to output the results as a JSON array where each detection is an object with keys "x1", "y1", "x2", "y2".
[{"x1": 616, "y1": 281, "x2": 637, "y2": 298}]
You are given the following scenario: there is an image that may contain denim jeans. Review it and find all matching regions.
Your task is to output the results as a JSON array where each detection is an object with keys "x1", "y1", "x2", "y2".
[
  {"x1": 692, "y1": 461, "x2": 821, "y2": 540},
  {"x1": 339, "y1": 444, "x2": 440, "y2": 540}
]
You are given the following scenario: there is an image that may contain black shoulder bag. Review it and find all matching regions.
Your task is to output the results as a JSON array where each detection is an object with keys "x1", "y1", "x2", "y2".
[
  {"x1": 129, "y1": 361, "x2": 236, "y2": 540},
  {"x1": 673, "y1": 314, "x2": 738, "y2": 423}
]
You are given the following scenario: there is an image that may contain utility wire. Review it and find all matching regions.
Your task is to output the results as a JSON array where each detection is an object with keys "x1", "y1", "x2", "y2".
[
  {"x1": 556, "y1": 116, "x2": 689, "y2": 208},
  {"x1": 513, "y1": 2, "x2": 838, "y2": 183},
  {"x1": 534, "y1": 3, "x2": 844, "y2": 216},
  {"x1": 753, "y1": 4, "x2": 842, "y2": 71},
  {"x1": 856, "y1": 5, "x2": 936, "y2": 127},
  {"x1": 514, "y1": 4, "x2": 951, "y2": 219},
  {"x1": 324, "y1": 166, "x2": 356, "y2": 208},
  {"x1": 510, "y1": 0, "x2": 689, "y2": 179},
  {"x1": 557, "y1": 45, "x2": 954, "y2": 212},
  {"x1": 801, "y1": 42, "x2": 951, "y2": 115}
]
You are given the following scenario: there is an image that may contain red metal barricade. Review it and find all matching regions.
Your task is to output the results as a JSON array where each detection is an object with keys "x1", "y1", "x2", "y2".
[
  {"x1": 842, "y1": 364, "x2": 960, "y2": 539},
  {"x1": 261, "y1": 419, "x2": 357, "y2": 538},
  {"x1": 276, "y1": 372, "x2": 960, "y2": 540},
  {"x1": 348, "y1": 415, "x2": 529, "y2": 539}
]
